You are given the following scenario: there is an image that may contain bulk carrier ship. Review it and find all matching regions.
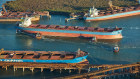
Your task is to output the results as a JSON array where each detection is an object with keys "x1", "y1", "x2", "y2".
[
  {"x1": 0, "y1": 11, "x2": 40, "y2": 22},
  {"x1": 84, "y1": 0, "x2": 140, "y2": 21},
  {"x1": 0, "y1": 48, "x2": 88, "y2": 63},
  {"x1": 16, "y1": 16, "x2": 123, "y2": 40},
  {"x1": 0, "y1": 5, "x2": 44, "y2": 22}
]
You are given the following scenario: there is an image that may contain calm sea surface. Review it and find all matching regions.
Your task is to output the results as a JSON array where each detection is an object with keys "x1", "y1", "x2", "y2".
[{"x1": 0, "y1": 0, "x2": 140, "y2": 79}]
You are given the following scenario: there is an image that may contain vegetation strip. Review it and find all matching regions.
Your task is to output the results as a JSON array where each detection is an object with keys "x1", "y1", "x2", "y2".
[{"x1": 5, "y1": 0, "x2": 138, "y2": 13}]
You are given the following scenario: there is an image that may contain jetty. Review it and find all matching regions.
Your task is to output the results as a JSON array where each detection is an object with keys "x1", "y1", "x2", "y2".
[
  {"x1": 0, "y1": 62, "x2": 139, "y2": 79},
  {"x1": 56, "y1": 62, "x2": 140, "y2": 79},
  {"x1": 0, "y1": 62, "x2": 89, "y2": 73}
]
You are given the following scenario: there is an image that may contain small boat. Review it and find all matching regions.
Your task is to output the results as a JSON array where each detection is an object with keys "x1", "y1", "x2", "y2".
[
  {"x1": 92, "y1": 37, "x2": 97, "y2": 42},
  {"x1": 113, "y1": 46, "x2": 119, "y2": 53},
  {"x1": 0, "y1": 48, "x2": 88, "y2": 63},
  {"x1": 16, "y1": 16, "x2": 123, "y2": 40},
  {"x1": 35, "y1": 33, "x2": 42, "y2": 39}
]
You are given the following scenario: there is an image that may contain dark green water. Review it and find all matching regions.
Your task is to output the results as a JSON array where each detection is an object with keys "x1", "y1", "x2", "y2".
[{"x1": 0, "y1": 0, "x2": 140, "y2": 79}]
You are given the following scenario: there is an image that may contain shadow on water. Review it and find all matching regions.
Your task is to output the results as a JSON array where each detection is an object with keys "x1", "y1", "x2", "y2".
[
  {"x1": 88, "y1": 57, "x2": 130, "y2": 65},
  {"x1": 0, "y1": 67, "x2": 83, "y2": 79},
  {"x1": 16, "y1": 33, "x2": 122, "y2": 44},
  {"x1": 15, "y1": 33, "x2": 121, "y2": 52}
]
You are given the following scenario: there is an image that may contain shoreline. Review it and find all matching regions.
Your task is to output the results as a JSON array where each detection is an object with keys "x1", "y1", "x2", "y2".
[{"x1": 4, "y1": 0, "x2": 138, "y2": 14}]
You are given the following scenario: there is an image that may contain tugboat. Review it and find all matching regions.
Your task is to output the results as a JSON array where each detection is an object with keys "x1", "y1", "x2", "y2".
[
  {"x1": 35, "y1": 33, "x2": 42, "y2": 40},
  {"x1": 113, "y1": 45, "x2": 120, "y2": 53}
]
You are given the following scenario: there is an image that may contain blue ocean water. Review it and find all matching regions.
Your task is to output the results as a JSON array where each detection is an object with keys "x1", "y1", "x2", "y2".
[{"x1": 0, "y1": 0, "x2": 140, "y2": 79}]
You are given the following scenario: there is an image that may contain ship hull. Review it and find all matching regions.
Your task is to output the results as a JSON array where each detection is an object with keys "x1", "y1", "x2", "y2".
[
  {"x1": 0, "y1": 55, "x2": 88, "y2": 63},
  {"x1": 84, "y1": 10, "x2": 140, "y2": 21},
  {"x1": 16, "y1": 26, "x2": 122, "y2": 39},
  {"x1": 0, "y1": 17, "x2": 40, "y2": 22}
]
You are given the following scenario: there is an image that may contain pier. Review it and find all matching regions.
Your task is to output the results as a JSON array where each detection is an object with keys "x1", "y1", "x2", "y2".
[
  {"x1": 0, "y1": 62, "x2": 90, "y2": 73},
  {"x1": 36, "y1": 11, "x2": 51, "y2": 18},
  {"x1": 56, "y1": 62, "x2": 140, "y2": 79},
  {"x1": 0, "y1": 61, "x2": 139, "y2": 79}
]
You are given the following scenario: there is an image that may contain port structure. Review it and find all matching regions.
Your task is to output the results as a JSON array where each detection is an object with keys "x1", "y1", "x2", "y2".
[
  {"x1": 0, "y1": 62, "x2": 90, "y2": 73},
  {"x1": 0, "y1": 62, "x2": 127, "y2": 73},
  {"x1": 56, "y1": 62, "x2": 140, "y2": 79},
  {"x1": 0, "y1": 62, "x2": 139, "y2": 79}
]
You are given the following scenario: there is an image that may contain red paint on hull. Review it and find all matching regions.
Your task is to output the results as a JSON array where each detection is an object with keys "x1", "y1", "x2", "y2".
[
  {"x1": 23, "y1": 30, "x2": 122, "y2": 39},
  {"x1": 86, "y1": 12, "x2": 140, "y2": 21}
]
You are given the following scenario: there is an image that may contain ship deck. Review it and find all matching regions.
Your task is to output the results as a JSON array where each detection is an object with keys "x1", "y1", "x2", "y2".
[
  {"x1": 28, "y1": 24, "x2": 122, "y2": 33},
  {"x1": 0, "y1": 50, "x2": 88, "y2": 60},
  {"x1": 85, "y1": 6, "x2": 140, "y2": 17}
]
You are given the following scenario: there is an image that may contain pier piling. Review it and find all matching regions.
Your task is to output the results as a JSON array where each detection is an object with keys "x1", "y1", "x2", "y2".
[
  {"x1": 31, "y1": 68, "x2": 34, "y2": 72},
  {"x1": 50, "y1": 68, "x2": 54, "y2": 72},
  {"x1": 23, "y1": 67, "x2": 25, "y2": 72},
  {"x1": 60, "y1": 69, "x2": 62, "y2": 74},
  {"x1": 56, "y1": 63, "x2": 140, "y2": 79},
  {"x1": 0, "y1": 62, "x2": 139, "y2": 79},
  {"x1": 78, "y1": 69, "x2": 81, "y2": 74},
  {"x1": 69, "y1": 69, "x2": 71, "y2": 73},
  {"x1": 5, "y1": 66, "x2": 7, "y2": 71},
  {"x1": 88, "y1": 68, "x2": 90, "y2": 72},
  {"x1": 14, "y1": 67, "x2": 16, "y2": 72},
  {"x1": 41, "y1": 68, "x2": 44, "y2": 72}
]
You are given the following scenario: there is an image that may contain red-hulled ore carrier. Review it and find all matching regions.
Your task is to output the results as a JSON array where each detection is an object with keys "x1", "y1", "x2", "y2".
[
  {"x1": 67, "y1": 1, "x2": 140, "y2": 22},
  {"x1": 0, "y1": 11, "x2": 40, "y2": 22},
  {"x1": 0, "y1": 5, "x2": 51, "y2": 22},
  {"x1": 84, "y1": 5, "x2": 140, "y2": 21},
  {"x1": 16, "y1": 16, "x2": 123, "y2": 40},
  {"x1": 0, "y1": 48, "x2": 88, "y2": 64}
]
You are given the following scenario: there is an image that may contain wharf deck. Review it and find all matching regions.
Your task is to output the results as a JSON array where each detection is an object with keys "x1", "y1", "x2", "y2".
[
  {"x1": 0, "y1": 61, "x2": 123, "y2": 72},
  {"x1": 0, "y1": 62, "x2": 139, "y2": 79},
  {"x1": 0, "y1": 62, "x2": 90, "y2": 70},
  {"x1": 57, "y1": 63, "x2": 140, "y2": 79}
]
